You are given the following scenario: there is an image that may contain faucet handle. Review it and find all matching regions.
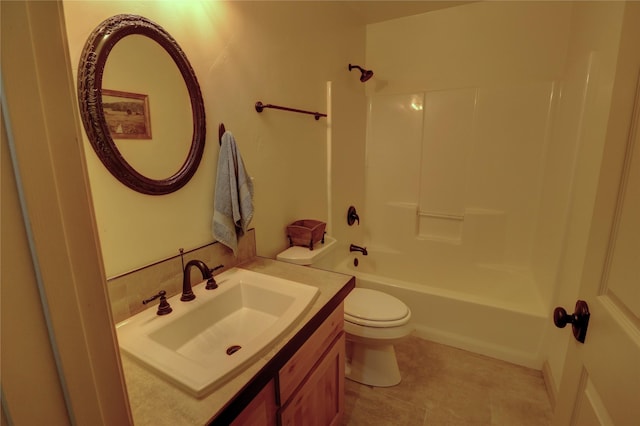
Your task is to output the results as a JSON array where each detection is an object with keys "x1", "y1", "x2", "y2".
[
  {"x1": 205, "y1": 278, "x2": 218, "y2": 290},
  {"x1": 142, "y1": 290, "x2": 173, "y2": 316},
  {"x1": 347, "y1": 206, "x2": 360, "y2": 226},
  {"x1": 209, "y1": 264, "x2": 224, "y2": 274},
  {"x1": 205, "y1": 265, "x2": 225, "y2": 290}
]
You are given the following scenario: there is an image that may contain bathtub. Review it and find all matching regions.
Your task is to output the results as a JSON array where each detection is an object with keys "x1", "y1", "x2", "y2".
[{"x1": 314, "y1": 246, "x2": 548, "y2": 369}]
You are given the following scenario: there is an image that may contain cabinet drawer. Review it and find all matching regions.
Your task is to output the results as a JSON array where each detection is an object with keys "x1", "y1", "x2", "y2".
[{"x1": 278, "y1": 304, "x2": 344, "y2": 403}]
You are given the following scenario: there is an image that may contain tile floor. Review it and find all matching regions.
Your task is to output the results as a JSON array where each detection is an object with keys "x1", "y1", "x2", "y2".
[{"x1": 343, "y1": 336, "x2": 553, "y2": 426}]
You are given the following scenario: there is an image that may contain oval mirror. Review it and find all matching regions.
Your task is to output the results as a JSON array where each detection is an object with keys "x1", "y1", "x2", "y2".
[{"x1": 77, "y1": 14, "x2": 206, "y2": 195}]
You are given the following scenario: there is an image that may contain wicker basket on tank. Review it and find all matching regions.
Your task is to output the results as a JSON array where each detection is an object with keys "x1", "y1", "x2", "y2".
[{"x1": 286, "y1": 220, "x2": 326, "y2": 250}]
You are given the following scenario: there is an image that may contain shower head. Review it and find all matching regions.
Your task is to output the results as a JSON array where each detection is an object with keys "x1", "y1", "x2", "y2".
[{"x1": 348, "y1": 64, "x2": 374, "y2": 82}]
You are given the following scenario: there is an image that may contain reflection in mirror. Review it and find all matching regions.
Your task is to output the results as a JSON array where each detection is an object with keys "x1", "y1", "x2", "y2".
[
  {"x1": 77, "y1": 14, "x2": 205, "y2": 195},
  {"x1": 103, "y1": 35, "x2": 193, "y2": 180}
]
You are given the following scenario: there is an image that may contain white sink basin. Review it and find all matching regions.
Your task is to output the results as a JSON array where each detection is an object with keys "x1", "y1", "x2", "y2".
[{"x1": 116, "y1": 267, "x2": 319, "y2": 397}]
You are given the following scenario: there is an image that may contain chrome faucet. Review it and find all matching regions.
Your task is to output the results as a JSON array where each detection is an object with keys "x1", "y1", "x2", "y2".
[
  {"x1": 349, "y1": 244, "x2": 368, "y2": 256},
  {"x1": 181, "y1": 259, "x2": 213, "y2": 301}
]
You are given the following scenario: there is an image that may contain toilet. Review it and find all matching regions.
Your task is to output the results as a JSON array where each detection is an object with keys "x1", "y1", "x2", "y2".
[
  {"x1": 277, "y1": 238, "x2": 413, "y2": 387},
  {"x1": 343, "y1": 287, "x2": 412, "y2": 386}
]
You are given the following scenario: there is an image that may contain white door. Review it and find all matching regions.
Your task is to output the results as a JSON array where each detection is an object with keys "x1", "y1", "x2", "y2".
[{"x1": 552, "y1": 50, "x2": 640, "y2": 426}]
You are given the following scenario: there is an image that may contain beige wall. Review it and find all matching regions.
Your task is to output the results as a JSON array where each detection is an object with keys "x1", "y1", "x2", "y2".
[
  {"x1": 63, "y1": 1, "x2": 366, "y2": 277},
  {"x1": 366, "y1": 1, "x2": 571, "y2": 95}
]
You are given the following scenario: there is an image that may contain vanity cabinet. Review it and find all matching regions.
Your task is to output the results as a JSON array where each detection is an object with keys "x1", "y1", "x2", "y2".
[
  {"x1": 232, "y1": 304, "x2": 345, "y2": 425},
  {"x1": 279, "y1": 304, "x2": 345, "y2": 425},
  {"x1": 230, "y1": 380, "x2": 277, "y2": 426},
  {"x1": 279, "y1": 333, "x2": 345, "y2": 425}
]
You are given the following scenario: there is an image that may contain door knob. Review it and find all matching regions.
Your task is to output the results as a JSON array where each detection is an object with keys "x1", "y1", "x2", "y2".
[{"x1": 553, "y1": 300, "x2": 590, "y2": 343}]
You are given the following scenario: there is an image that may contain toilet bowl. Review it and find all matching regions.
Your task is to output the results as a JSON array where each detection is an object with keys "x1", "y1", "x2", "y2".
[
  {"x1": 344, "y1": 288, "x2": 412, "y2": 387},
  {"x1": 276, "y1": 239, "x2": 413, "y2": 387}
]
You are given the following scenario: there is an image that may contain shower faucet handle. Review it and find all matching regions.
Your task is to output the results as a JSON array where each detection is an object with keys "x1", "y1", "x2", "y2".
[{"x1": 347, "y1": 206, "x2": 360, "y2": 226}]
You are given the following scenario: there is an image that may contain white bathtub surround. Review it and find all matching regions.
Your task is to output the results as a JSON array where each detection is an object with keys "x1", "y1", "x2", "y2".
[
  {"x1": 418, "y1": 88, "x2": 475, "y2": 242},
  {"x1": 364, "y1": 81, "x2": 556, "y2": 267},
  {"x1": 315, "y1": 247, "x2": 546, "y2": 369},
  {"x1": 333, "y1": 74, "x2": 575, "y2": 370}
]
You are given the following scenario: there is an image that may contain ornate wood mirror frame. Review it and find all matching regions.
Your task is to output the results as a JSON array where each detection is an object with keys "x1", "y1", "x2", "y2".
[{"x1": 77, "y1": 14, "x2": 205, "y2": 195}]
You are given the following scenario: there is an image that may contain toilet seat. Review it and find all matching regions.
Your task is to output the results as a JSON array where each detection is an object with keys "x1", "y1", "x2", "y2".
[{"x1": 344, "y1": 288, "x2": 411, "y2": 328}]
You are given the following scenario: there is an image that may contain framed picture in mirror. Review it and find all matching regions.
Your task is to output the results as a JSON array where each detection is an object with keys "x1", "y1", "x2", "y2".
[{"x1": 102, "y1": 89, "x2": 152, "y2": 139}]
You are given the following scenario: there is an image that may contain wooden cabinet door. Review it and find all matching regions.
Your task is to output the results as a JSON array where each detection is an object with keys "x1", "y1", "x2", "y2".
[
  {"x1": 231, "y1": 380, "x2": 277, "y2": 426},
  {"x1": 279, "y1": 305, "x2": 344, "y2": 403},
  {"x1": 280, "y1": 333, "x2": 345, "y2": 426}
]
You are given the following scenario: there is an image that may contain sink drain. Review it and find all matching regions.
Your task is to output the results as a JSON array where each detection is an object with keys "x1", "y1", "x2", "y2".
[{"x1": 226, "y1": 345, "x2": 242, "y2": 355}]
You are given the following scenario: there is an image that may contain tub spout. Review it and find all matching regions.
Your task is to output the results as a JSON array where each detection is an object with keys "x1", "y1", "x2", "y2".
[{"x1": 350, "y1": 244, "x2": 368, "y2": 256}]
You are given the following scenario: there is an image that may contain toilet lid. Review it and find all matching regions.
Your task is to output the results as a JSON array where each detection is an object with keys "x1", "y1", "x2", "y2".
[{"x1": 344, "y1": 288, "x2": 409, "y2": 323}]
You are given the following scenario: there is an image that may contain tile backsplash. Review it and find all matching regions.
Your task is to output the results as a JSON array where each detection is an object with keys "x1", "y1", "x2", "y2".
[{"x1": 107, "y1": 229, "x2": 257, "y2": 323}]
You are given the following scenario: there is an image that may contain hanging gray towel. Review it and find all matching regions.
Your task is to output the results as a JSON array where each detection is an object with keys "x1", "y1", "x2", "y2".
[{"x1": 212, "y1": 131, "x2": 254, "y2": 255}]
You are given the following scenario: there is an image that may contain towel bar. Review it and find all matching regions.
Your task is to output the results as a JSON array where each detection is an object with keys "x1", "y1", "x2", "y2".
[{"x1": 255, "y1": 101, "x2": 327, "y2": 120}]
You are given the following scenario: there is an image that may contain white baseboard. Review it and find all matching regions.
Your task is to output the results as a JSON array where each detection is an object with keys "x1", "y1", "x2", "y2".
[
  {"x1": 412, "y1": 325, "x2": 543, "y2": 370},
  {"x1": 542, "y1": 359, "x2": 557, "y2": 409}
]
